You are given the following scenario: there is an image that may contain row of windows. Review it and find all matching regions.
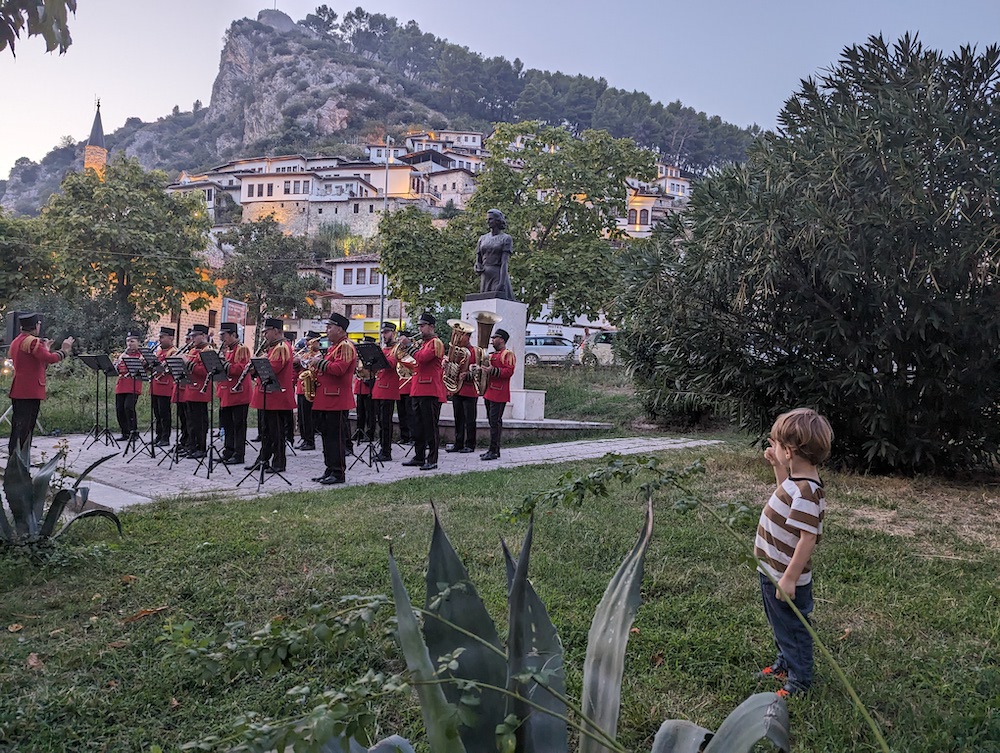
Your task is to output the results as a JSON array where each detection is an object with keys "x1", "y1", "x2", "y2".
[
  {"x1": 245, "y1": 180, "x2": 312, "y2": 198},
  {"x1": 344, "y1": 304, "x2": 376, "y2": 318},
  {"x1": 342, "y1": 267, "x2": 380, "y2": 286},
  {"x1": 627, "y1": 209, "x2": 650, "y2": 225}
]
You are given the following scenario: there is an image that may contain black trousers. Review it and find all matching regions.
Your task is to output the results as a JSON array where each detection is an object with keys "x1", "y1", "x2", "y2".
[
  {"x1": 178, "y1": 401, "x2": 189, "y2": 446},
  {"x1": 315, "y1": 409, "x2": 348, "y2": 480},
  {"x1": 296, "y1": 394, "x2": 315, "y2": 442},
  {"x1": 282, "y1": 409, "x2": 294, "y2": 443},
  {"x1": 115, "y1": 393, "x2": 139, "y2": 437},
  {"x1": 485, "y1": 399, "x2": 506, "y2": 455},
  {"x1": 185, "y1": 402, "x2": 208, "y2": 452},
  {"x1": 355, "y1": 393, "x2": 376, "y2": 440},
  {"x1": 8, "y1": 398, "x2": 40, "y2": 456},
  {"x1": 220, "y1": 403, "x2": 248, "y2": 461},
  {"x1": 258, "y1": 409, "x2": 287, "y2": 470},
  {"x1": 397, "y1": 395, "x2": 412, "y2": 441},
  {"x1": 375, "y1": 398, "x2": 395, "y2": 456},
  {"x1": 412, "y1": 395, "x2": 441, "y2": 464},
  {"x1": 151, "y1": 394, "x2": 172, "y2": 442},
  {"x1": 452, "y1": 394, "x2": 478, "y2": 450}
]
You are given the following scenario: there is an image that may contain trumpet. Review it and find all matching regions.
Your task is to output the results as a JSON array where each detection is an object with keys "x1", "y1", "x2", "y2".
[
  {"x1": 231, "y1": 341, "x2": 268, "y2": 393},
  {"x1": 175, "y1": 341, "x2": 195, "y2": 356}
]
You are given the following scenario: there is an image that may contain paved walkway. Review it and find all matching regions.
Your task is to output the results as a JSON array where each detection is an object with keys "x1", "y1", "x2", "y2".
[{"x1": 8, "y1": 433, "x2": 721, "y2": 511}]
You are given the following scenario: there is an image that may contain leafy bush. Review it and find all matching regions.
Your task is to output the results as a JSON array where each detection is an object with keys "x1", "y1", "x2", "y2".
[{"x1": 615, "y1": 35, "x2": 1000, "y2": 472}]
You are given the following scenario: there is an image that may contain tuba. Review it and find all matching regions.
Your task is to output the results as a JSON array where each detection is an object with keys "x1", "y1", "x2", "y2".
[
  {"x1": 394, "y1": 340, "x2": 418, "y2": 386},
  {"x1": 296, "y1": 337, "x2": 321, "y2": 402},
  {"x1": 469, "y1": 311, "x2": 503, "y2": 396},
  {"x1": 443, "y1": 319, "x2": 474, "y2": 395}
]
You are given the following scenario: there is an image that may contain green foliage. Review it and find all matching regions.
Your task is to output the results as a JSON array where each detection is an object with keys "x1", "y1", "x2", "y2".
[
  {"x1": 0, "y1": 0, "x2": 75, "y2": 56},
  {"x1": 0, "y1": 210, "x2": 47, "y2": 310},
  {"x1": 615, "y1": 35, "x2": 1000, "y2": 472},
  {"x1": 42, "y1": 157, "x2": 216, "y2": 327}
]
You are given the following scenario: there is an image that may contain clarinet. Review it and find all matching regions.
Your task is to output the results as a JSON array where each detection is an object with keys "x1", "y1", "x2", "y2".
[{"x1": 231, "y1": 341, "x2": 268, "y2": 393}]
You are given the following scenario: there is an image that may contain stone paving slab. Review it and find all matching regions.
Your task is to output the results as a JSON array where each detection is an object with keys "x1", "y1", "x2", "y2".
[{"x1": 6, "y1": 433, "x2": 721, "y2": 512}]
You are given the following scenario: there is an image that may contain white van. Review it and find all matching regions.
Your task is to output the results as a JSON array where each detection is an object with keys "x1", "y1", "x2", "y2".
[{"x1": 581, "y1": 330, "x2": 617, "y2": 366}]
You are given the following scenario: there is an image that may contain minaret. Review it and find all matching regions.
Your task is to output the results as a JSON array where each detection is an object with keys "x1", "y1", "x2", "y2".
[{"x1": 83, "y1": 100, "x2": 107, "y2": 180}]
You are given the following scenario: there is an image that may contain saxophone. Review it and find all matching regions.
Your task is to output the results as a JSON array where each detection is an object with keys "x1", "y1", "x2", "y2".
[
  {"x1": 443, "y1": 319, "x2": 474, "y2": 395},
  {"x1": 296, "y1": 338, "x2": 320, "y2": 402}
]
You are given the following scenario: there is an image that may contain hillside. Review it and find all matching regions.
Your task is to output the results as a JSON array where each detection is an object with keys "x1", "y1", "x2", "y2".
[{"x1": 1, "y1": 7, "x2": 758, "y2": 216}]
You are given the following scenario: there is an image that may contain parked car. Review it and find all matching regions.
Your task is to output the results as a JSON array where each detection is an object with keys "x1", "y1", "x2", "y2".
[
  {"x1": 581, "y1": 330, "x2": 617, "y2": 366},
  {"x1": 523, "y1": 335, "x2": 579, "y2": 366}
]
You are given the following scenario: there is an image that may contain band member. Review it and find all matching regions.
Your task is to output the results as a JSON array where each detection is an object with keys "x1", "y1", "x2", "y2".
[
  {"x1": 173, "y1": 328, "x2": 194, "y2": 449},
  {"x1": 293, "y1": 331, "x2": 320, "y2": 451},
  {"x1": 353, "y1": 336, "x2": 377, "y2": 442},
  {"x1": 247, "y1": 318, "x2": 295, "y2": 473},
  {"x1": 446, "y1": 327, "x2": 478, "y2": 454},
  {"x1": 114, "y1": 333, "x2": 145, "y2": 441},
  {"x1": 402, "y1": 312, "x2": 445, "y2": 471},
  {"x1": 372, "y1": 322, "x2": 401, "y2": 461},
  {"x1": 7, "y1": 313, "x2": 73, "y2": 456},
  {"x1": 216, "y1": 322, "x2": 251, "y2": 465},
  {"x1": 282, "y1": 332, "x2": 297, "y2": 446},
  {"x1": 310, "y1": 313, "x2": 356, "y2": 484},
  {"x1": 482, "y1": 328, "x2": 516, "y2": 461},
  {"x1": 396, "y1": 330, "x2": 414, "y2": 443},
  {"x1": 180, "y1": 324, "x2": 211, "y2": 458},
  {"x1": 150, "y1": 326, "x2": 176, "y2": 446}
]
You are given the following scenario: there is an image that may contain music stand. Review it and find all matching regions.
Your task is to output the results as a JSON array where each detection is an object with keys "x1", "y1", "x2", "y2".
[
  {"x1": 158, "y1": 357, "x2": 191, "y2": 469},
  {"x1": 238, "y1": 358, "x2": 291, "y2": 489},
  {"x1": 121, "y1": 356, "x2": 149, "y2": 456},
  {"x1": 350, "y1": 342, "x2": 391, "y2": 471},
  {"x1": 192, "y1": 348, "x2": 229, "y2": 478},
  {"x1": 81, "y1": 354, "x2": 120, "y2": 449}
]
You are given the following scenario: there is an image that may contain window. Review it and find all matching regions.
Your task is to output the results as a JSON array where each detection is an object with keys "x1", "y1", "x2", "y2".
[
  {"x1": 267, "y1": 183, "x2": 273, "y2": 196},
  {"x1": 452, "y1": 182, "x2": 456, "y2": 190},
  {"x1": 284, "y1": 181, "x2": 291, "y2": 195},
  {"x1": 376, "y1": 149, "x2": 383, "y2": 158},
  {"x1": 639, "y1": 209, "x2": 649, "y2": 225},
  {"x1": 303, "y1": 180, "x2": 310, "y2": 193},
  {"x1": 357, "y1": 268, "x2": 367, "y2": 285},
  {"x1": 365, "y1": 304, "x2": 374, "y2": 318},
  {"x1": 205, "y1": 188, "x2": 213, "y2": 202},
  {"x1": 628, "y1": 209, "x2": 637, "y2": 224},
  {"x1": 293, "y1": 180, "x2": 300, "y2": 194},
  {"x1": 318, "y1": 208, "x2": 323, "y2": 214},
  {"x1": 343, "y1": 269, "x2": 354, "y2": 285},
  {"x1": 369, "y1": 203, "x2": 374, "y2": 213},
  {"x1": 353, "y1": 203, "x2": 360, "y2": 213},
  {"x1": 364, "y1": 173, "x2": 371, "y2": 183},
  {"x1": 370, "y1": 269, "x2": 380, "y2": 285},
  {"x1": 228, "y1": 179, "x2": 234, "y2": 186},
  {"x1": 246, "y1": 184, "x2": 253, "y2": 198},
  {"x1": 345, "y1": 304, "x2": 353, "y2": 317},
  {"x1": 256, "y1": 184, "x2": 263, "y2": 197},
  {"x1": 208, "y1": 310, "x2": 218, "y2": 327}
]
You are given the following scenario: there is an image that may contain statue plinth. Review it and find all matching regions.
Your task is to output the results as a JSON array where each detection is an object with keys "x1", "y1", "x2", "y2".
[{"x1": 464, "y1": 292, "x2": 505, "y2": 302}]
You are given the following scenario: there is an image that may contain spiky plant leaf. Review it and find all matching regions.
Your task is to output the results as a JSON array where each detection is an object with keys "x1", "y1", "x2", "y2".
[
  {"x1": 702, "y1": 693, "x2": 789, "y2": 753},
  {"x1": 579, "y1": 499, "x2": 654, "y2": 753},
  {"x1": 72, "y1": 453, "x2": 118, "y2": 490},
  {"x1": 31, "y1": 450, "x2": 64, "y2": 523},
  {"x1": 388, "y1": 548, "x2": 467, "y2": 753},
  {"x1": 650, "y1": 719, "x2": 713, "y2": 753},
  {"x1": 502, "y1": 521, "x2": 568, "y2": 752},
  {"x1": 318, "y1": 733, "x2": 367, "y2": 752},
  {"x1": 4, "y1": 442, "x2": 36, "y2": 536},
  {"x1": 51, "y1": 508, "x2": 123, "y2": 542},
  {"x1": 0, "y1": 507, "x2": 14, "y2": 544},
  {"x1": 367, "y1": 735, "x2": 416, "y2": 752},
  {"x1": 40, "y1": 488, "x2": 73, "y2": 538},
  {"x1": 423, "y1": 507, "x2": 506, "y2": 753}
]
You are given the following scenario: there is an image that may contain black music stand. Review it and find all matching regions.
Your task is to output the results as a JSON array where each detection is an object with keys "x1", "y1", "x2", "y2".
[
  {"x1": 350, "y1": 342, "x2": 391, "y2": 472},
  {"x1": 238, "y1": 358, "x2": 291, "y2": 489},
  {"x1": 158, "y1": 357, "x2": 191, "y2": 469},
  {"x1": 192, "y1": 348, "x2": 228, "y2": 478},
  {"x1": 121, "y1": 356, "x2": 150, "y2": 457},
  {"x1": 80, "y1": 354, "x2": 120, "y2": 449}
]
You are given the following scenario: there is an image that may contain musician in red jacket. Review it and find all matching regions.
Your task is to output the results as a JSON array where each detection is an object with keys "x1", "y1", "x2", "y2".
[
  {"x1": 114, "y1": 333, "x2": 145, "y2": 441},
  {"x1": 372, "y1": 322, "x2": 402, "y2": 462},
  {"x1": 481, "y1": 328, "x2": 516, "y2": 461},
  {"x1": 310, "y1": 313, "x2": 357, "y2": 485},
  {"x1": 180, "y1": 324, "x2": 212, "y2": 458},
  {"x1": 445, "y1": 327, "x2": 478, "y2": 455},
  {"x1": 150, "y1": 326, "x2": 176, "y2": 447},
  {"x1": 247, "y1": 317, "x2": 295, "y2": 474},
  {"x1": 216, "y1": 322, "x2": 252, "y2": 465},
  {"x1": 7, "y1": 313, "x2": 73, "y2": 456},
  {"x1": 402, "y1": 312, "x2": 445, "y2": 471}
]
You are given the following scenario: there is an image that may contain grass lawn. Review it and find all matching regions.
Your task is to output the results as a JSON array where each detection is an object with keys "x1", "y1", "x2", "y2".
[{"x1": 1, "y1": 435, "x2": 997, "y2": 752}]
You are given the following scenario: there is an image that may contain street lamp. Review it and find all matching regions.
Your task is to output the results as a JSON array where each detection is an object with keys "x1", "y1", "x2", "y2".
[{"x1": 378, "y1": 135, "x2": 393, "y2": 333}]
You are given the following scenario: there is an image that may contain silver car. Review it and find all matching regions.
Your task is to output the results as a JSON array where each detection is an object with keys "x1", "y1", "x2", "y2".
[{"x1": 523, "y1": 335, "x2": 579, "y2": 366}]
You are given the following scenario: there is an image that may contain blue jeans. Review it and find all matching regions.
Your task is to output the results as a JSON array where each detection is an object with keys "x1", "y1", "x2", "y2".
[{"x1": 759, "y1": 571, "x2": 814, "y2": 691}]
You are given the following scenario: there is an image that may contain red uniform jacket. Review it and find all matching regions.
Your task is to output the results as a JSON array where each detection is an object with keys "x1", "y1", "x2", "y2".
[
  {"x1": 216, "y1": 343, "x2": 252, "y2": 407},
  {"x1": 372, "y1": 345, "x2": 401, "y2": 401},
  {"x1": 115, "y1": 350, "x2": 145, "y2": 396},
  {"x1": 177, "y1": 345, "x2": 212, "y2": 403},
  {"x1": 9, "y1": 333, "x2": 63, "y2": 400},
  {"x1": 313, "y1": 338, "x2": 357, "y2": 411},
  {"x1": 251, "y1": 339, "x2": 295, "y2": 411},
  {"x1": 484, "y1": 348, "x2": 516, "y2": 404},
  {"x1": 151, "y1": 346, "x2": 176, "y2": 397},
  {"x1": 411, "y1": 336, "x2": 446, "y2": 401},
  {"x1": 456, "y1": 345, "x2": 479, "y2": 399}
]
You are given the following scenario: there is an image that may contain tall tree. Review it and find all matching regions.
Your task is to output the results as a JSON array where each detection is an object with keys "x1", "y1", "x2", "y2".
[
  {"x1": 219, "y1": 216, "x2": 323, "y2": 349},
  {"x1": 0, "y1": 210, "x2": 47, "y2": 314},
  {"x1": 615, "y1": 35, "x2": 1000, "y2": 472},
  {"x1": 43, "y1": 157, "x2": 215, "y2": 328},
  {"x1": 1, "y1": 0, "x2": 75, "y2": 56}
]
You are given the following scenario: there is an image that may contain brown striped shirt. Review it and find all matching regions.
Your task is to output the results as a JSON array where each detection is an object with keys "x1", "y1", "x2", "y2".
[{"x1": 754, "y1": 477, "x2": 825, "y2": 586}]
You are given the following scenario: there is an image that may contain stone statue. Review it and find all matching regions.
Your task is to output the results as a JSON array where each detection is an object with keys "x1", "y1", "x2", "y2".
[{"x1": 474, "y1": 208, "x2": 514, "y2": 300}]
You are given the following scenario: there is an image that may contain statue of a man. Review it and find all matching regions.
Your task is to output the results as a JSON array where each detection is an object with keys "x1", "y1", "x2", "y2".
[{"x1": 474, "y1": 208, "x2": 514, "y2": 300}]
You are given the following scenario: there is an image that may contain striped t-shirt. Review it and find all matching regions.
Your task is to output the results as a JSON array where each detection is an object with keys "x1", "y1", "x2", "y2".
[{"x1": 755, "y1": 476, "x2": 825, "y2": 586}]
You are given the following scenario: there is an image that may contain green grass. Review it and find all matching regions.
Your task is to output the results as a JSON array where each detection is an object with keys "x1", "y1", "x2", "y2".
[
  {"x1": 1, "y1": 439, "x2": 997, "y2": 752},
  {"x1": 525, "y1": 366, "x2": 636, "y2": 428}
]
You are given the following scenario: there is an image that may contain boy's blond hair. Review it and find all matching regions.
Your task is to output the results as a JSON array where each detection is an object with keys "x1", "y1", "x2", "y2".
[{"x1": 771, "y1": 408, "x2": 833, "y2": 465}]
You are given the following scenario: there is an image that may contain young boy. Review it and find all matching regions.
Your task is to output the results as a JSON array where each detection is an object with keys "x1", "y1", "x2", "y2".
[{"x1": 755, "y1": 407, "x2": 833, "y2": 698}]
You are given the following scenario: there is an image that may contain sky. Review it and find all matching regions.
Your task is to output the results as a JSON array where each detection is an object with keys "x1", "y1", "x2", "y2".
[{"x1": 2, "y1": 0, "x2": 999, "y2": 177}]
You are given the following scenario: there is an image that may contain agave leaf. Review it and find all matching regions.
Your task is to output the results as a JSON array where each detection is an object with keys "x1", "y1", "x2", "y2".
[
  {"x1": 650, "y1": 720, "x2": 713, "y2": 753},
  {"x1": 389, "y1": 547, "x2": 467, "y2": 753},
  {"x1": 423, "y1": 507, "x2": 506, "y2": 753},
  {"x1": 580, "y1": 499, "x2": 654, "y2": 753},
  {"x1": 50, "y1": 508, "x2": 123, "y2": 542},
  {"x1": 40, "y1": 488, "x2": 74, "y2": 538},
  {"x1": 368, "y1": 736, "x2": 416, "y2": 753},
  {"x1": 72, "y1": 453, "x2": 118, "y2": 490},
  {"x1": 317, "y1": 734, "x2": 368, "y2": 752},
  {"x1": 0, "y1": 507, "x2": 15, "y2": 544},
  {"x1": 702, "y1": 693, "x2": 789, "y2": 753},
  {"x1": 31, "y1": 450, "x2": 65, "y2": 523},
  {"x1": 4, "y1": 443, "x2": 36, "y2": 536},
  {"x1": 503, "y1": 521, "x2": 568, "y2": 753}
]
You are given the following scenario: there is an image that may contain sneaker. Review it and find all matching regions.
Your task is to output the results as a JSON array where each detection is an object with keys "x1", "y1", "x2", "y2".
[
  {"x1": 775, "y1": 683, "x2": 807, "y2": 699},
  {"x1": 754, "y1": 664, "x2": 788, "y2": 682}
]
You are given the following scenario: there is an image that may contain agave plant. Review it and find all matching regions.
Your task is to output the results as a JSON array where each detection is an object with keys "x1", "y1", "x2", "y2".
[
  {"x1": 0, "y1": 442, "x2": 121, "y2": 549},
  {"x1": 318, "y1": 501, "x2": 789, "y2": 753}
]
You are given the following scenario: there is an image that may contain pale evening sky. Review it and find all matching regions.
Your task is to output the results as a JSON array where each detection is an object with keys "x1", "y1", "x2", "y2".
[{"x1": 1, "y1": 0, "x2": 998, "y2": 178}]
